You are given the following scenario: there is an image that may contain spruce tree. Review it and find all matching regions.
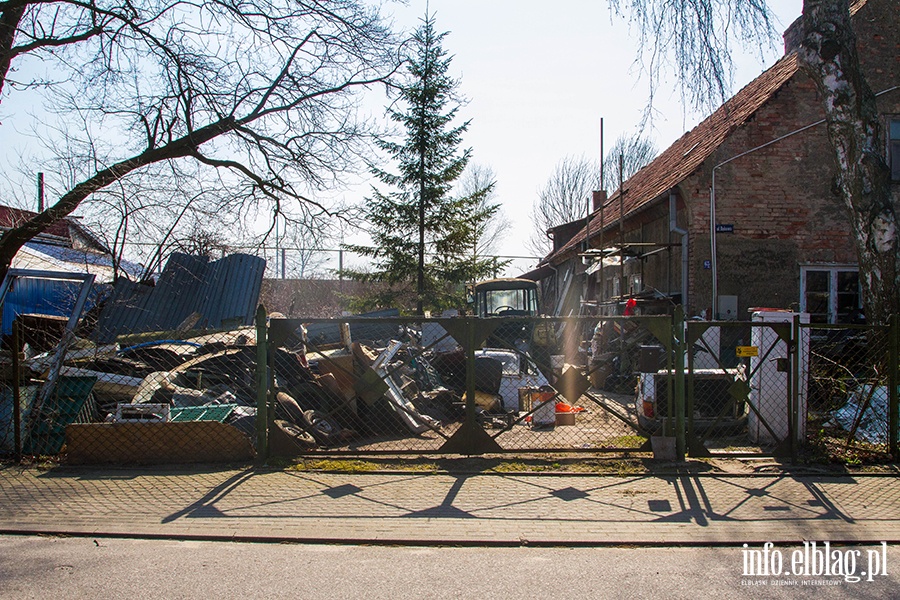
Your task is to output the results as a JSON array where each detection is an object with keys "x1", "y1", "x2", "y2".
[{"x1": 345, "y1": 12, "x2": 499, "y2": 314}]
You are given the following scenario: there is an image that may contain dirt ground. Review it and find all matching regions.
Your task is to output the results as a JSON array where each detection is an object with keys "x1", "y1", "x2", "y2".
[{"x1": 335, "y1": 388, "x2": 646, "y2": 453}]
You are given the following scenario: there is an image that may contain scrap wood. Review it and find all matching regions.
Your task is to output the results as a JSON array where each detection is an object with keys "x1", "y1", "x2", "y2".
[
  {"x1": 65, "y1": 421, "x2": 255, "y2": 465},
  {"x1": 352, "y1": 341, "x2": 379, "y2": 368},
  {"x1": 315, "y1": 352, "x2": 356, "y2": 402},
  {"x1": 29, "y1": 329, "x2": 78, "y2": 432},
  {"x1": 315, "y1": 372, "x2": 357, "y2": 415},
  {"x1": 26, "y1": 342, "x2": 118, "y2": 374},
  {"x1": 115, "y1": 325, "x2": 255, "y2": 348}
]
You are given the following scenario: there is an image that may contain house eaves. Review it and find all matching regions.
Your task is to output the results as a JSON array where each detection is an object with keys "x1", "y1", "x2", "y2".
[
  {"x1": 544, "y1": 52, "x2": 801, "y2": 266},
  {"x1": 0, "y1": 205, "x2": 111, "y2": 254}
]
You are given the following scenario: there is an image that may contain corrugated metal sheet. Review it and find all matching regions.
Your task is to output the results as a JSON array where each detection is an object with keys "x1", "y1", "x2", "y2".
[
  {"x1": 93, "y1": 253, "x2": 266, "y2": 342},
  {"x1": 0, "y1": 276, "x2": 109, "y2": 336}
]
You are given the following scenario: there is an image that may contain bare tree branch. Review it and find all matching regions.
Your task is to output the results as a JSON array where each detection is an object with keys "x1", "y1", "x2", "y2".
[{"x1": 0, "y1": 0, "x2": 403, "y2": 281}]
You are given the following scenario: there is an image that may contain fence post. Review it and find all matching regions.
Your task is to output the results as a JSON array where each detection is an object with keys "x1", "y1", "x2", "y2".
[
  {"x1": 464, "y1": 316, "x2": 477, "y2": 453},
  {"x1": 790, "y1": 314, "x2": 800, "y2": 463},
  {"x1": 890, "y1": 314, "x2": 898, "y2": 460},
  {"x1": 11, "y1": 319, "x2": 22, "y2": 463},
  {"x1": 255, "y1": 305, "x2": 268, "y2": 460},
  {"x1": 674, "y1": 306, "x2": 686, "y2": 460}
]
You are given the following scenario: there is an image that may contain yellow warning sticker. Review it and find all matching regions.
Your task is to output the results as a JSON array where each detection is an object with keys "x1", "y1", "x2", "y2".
[{"x1": 736, "y1": 346, "x2": 759, "y2": 357}]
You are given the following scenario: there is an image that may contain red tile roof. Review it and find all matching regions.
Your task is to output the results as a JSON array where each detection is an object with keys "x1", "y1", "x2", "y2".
[
  {"x1": 0, "y1": 205, "x2": 73, "y2": 240},
  {"x1": 548, "y1": 0, "x2": 873, "y2": 265},
  {"x1": 548, "y1": 52, "x2": 801, "y2": 263},
  {"x1": 0, "y1": 205, "x2": 108, "y2": 252}
]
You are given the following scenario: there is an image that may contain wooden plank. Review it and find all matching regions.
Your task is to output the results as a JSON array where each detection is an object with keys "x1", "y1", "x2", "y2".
[{"x1": 65, "y1": 422, "x2": 254, "y2": 464}]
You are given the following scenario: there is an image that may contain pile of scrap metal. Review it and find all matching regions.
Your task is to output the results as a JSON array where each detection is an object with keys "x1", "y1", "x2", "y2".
[
  {"x1": 8, "y1": 325, "x2": 366, "y2": 456},
  {"x1": 12, "y1": 327, "x2": 309, "y2": 444},
  {"x1": 0, "y1": 254, "x2": 274, "y2": 460},
  {"x1": 588, "y1": 317, "x2": 655, "y2": 391},
  {"x1": 278, "y1": 318, "x2": 552, "y2": 452},
  {"x1": 274, "y1": 334, "x2": 448, "y2": 453}
]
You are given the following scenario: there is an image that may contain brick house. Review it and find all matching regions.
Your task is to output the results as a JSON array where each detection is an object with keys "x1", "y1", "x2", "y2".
[{"x1": 532, "y1": 0, "x2": 899, "y2": 323}]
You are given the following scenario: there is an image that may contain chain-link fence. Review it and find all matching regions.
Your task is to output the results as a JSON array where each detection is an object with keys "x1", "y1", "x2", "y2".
[
  {"x1": 684, "y1": 320, "x2": 799, "y2": 457},
  {"x1": 2, "y1": 307, "x2": 897, "y2": 464},
  {"x1": 266, "y1": 315, "x2": 670, "y2": 456},
  {"x1": 804, "y1": 321, "x2": 896, "y2": 463},
  {"x1": 1, "y1": 317, "x2": 264, "y2": 464}
]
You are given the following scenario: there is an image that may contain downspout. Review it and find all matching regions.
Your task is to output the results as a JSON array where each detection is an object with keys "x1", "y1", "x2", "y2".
[
  {"x1": 705, "y1": 83, "x2": 898, "y2": 319},
  {"x1": 669, "y1": 192, "x2": 688, "y2": 310},
  {"x1": 709, "y1": 118, "x2": 827, "y2": 319},
  {"x1": 548, "y1": 263, "x2": 558, "y2": 316}
]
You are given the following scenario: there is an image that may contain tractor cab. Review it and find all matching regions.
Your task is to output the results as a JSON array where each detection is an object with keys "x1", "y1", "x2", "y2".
[
  {"x1": 470, "y1": 278, "x2": 540, "y2": 318},
  {"x1": 469, "y1": 278, "x2": 548, "y2": 354}
]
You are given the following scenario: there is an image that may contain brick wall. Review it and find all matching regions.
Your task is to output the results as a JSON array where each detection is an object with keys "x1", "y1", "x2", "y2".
[{"x1": 575, "y1": 0, "x2": 900, "y2": 319}]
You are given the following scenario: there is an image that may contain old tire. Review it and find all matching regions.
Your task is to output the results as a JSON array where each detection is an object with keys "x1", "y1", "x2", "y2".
[{"x1": 302, "y1": 409, "x2": 342, "y2": 446}]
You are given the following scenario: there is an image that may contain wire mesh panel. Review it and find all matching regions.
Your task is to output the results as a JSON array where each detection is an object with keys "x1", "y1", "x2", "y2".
[
  {"x1": 481, "y1": 316, "x2": 669, "y2": 452},
  {"x1": 266, "y1": 315, "x2": 668, "y2": 455},
  {"x1": 804, "y1": 323, "x2": 894, "y2": 462},
  {"x1": 0, "y1": 317, "x2": 262, "y2": 464},
  {"x1": 273, "y1": 317, "x2": 453, "y2": 454},
  {"x1": 684, "y1": 320, "x2": 794, "y2": 456},
  {"x1": 4, "y1": 305, "x2": 893, "y2": 464}
]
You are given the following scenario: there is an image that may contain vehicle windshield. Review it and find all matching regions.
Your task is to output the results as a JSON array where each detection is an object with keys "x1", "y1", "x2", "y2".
[
  {"x1": 476, "y1": 350, "x2": 520, "y2": 376},
  {"x1": 480, "y1": 288, "x2": 537, "y2": 316}
]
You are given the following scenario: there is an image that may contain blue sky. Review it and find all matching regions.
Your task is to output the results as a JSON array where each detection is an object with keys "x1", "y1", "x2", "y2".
[{"x1": 0, "y1": 0, "x2": 805, "y2": 277}]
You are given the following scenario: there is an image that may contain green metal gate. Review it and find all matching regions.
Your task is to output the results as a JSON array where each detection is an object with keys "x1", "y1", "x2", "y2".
[{"x1": 262, "y1": 313, "x2": 671, "y2": 456}]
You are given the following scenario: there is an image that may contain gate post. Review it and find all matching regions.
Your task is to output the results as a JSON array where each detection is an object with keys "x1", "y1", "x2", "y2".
[
  {"x1": 890, "y1": 314, "x2": 898, "y2": 460},
  {"x1": 673, "y1": 306, "x2": 686, "y2": 460},
  {"x1": 11, "y1": 319, "x2": 22, "y2": 464},
  {"x1": 255, "y1": 305, "x2": 269, "y2": 460},
  {"x1": 790, "y1": 314, "x2": 800, "y2": 463},
  {"x1": 464, "y1": 316, "x2": 477, "y2": 452}
]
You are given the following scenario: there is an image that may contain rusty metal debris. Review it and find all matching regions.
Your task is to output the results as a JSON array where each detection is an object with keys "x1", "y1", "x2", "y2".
[{"x1": 2, "y1": 263, "x2": 599, "y2": 462}]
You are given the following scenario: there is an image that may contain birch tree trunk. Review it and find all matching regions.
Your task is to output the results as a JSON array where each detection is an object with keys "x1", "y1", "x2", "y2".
[{"x1": 799, "y1": 0, "x2": 899, "y2": 325}]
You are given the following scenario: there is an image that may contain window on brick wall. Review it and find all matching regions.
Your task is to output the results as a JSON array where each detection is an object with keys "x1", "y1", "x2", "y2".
[
  {"x1": 891, "y1": 118, "x2": 900, "y2": 182},
  {"x1": 800, "y1": 266, "x2": 861, "y2": 324}
]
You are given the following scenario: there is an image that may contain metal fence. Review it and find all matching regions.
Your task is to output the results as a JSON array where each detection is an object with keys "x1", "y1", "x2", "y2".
[
  {"x1": 1, "y1": 309, "x2": 897, "y2": 464},
  {"x1": 267, "y1": 314, "x2": 671, "y2": 456},
  {"x1": 804, "y1": 321, "x2": 896, "y2": 463}
]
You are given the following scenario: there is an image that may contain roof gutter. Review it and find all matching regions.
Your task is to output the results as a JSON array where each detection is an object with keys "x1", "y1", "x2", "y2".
[{"x1": 669, "y1": 191, "x2": 688, "y2": 309}]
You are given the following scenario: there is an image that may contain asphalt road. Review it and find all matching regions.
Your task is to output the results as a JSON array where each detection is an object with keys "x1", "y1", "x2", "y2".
[{"x1": 1, "y1": 535, "x2": 897, "y2": 599}]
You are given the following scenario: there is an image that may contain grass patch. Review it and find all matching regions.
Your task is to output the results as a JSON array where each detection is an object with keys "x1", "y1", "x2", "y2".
[
  {"x1": 287, "y1": 458, "x2": 438, "y2": 473},
  {"x1": 278, "y1": 455, "x2": 664, "y2": 475},
  {"x1": 604, "y1": 435, "x2": 648, "y2": 449},
  {"x1": 803, "y1": 420, "x2": 896, "y2": 466}
]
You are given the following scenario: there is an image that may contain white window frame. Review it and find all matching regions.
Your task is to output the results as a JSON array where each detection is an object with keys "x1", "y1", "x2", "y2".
[{"x1": 799, "y1": 264, "x2": 860, "y2": 324}]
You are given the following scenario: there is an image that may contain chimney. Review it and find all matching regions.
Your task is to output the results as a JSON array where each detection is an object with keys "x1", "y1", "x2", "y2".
[
  {"x1": 783, "y1": 15, "x2": 804, "y2": 55},
  {"x1": 592, "y1": 190, "x2": 607, "y2": 212}
]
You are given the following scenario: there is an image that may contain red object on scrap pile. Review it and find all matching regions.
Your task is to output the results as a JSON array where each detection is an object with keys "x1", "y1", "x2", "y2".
[{"x1": 624, "y1": 298, "x2": 637, "y2": 316}]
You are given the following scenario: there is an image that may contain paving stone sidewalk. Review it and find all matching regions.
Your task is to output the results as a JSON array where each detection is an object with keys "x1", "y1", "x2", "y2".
[{"x1": 1, "y1": 466, "x2": 898, "y2": 545}]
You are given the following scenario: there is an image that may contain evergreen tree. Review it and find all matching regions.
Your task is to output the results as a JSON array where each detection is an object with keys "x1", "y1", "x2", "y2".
[{"x1": 345, "y1": 12, "x2": 499, "y2": 314}]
